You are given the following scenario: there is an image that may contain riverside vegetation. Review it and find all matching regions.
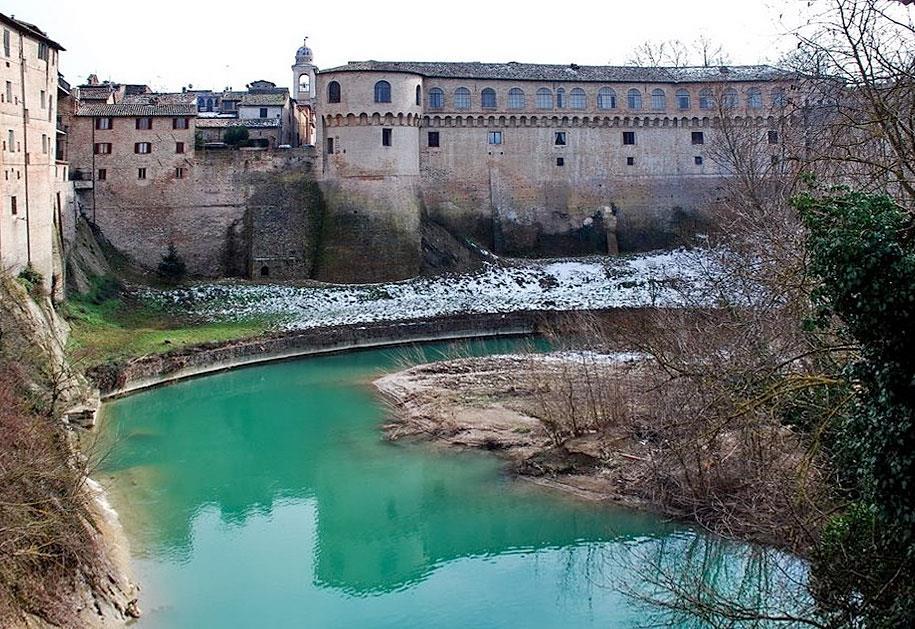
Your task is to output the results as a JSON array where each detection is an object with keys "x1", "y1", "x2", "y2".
[{"x1": 2, "y1": 0, "x2": 913, "y2": 626}]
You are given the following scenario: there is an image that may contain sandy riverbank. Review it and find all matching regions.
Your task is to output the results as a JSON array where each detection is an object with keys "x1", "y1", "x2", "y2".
[{"x1": 374, "y1": 352, "x2": 669, "y2": 513}]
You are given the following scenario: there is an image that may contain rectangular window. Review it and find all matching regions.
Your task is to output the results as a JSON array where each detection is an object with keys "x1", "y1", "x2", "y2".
[
  {"x1": 556, "y1": 157, "x2": 564, "y2": 166},
  {"x1": 138, "y1": 167, "x2": 147, "y2": 180},
  {"x1": 554, "y1": 131, "x2": 567, "y2": 146},
  {"x1": 259, "y1": 108, "x2": 268, "y2": 118},
  {"x1": 3, "y1": 29, "x2": 10, "y2": 57},
  {"x1": 175, "y1": 142, "x2": 185, "y2": 154},
  {"x1": 622, "y1": 131, "x2": 635, "y2": 145},
  {"x1": 172, "y1": 117, "x2": 190, "y2": 129},
  {"x1": 626, "y1": 156, "x2": 635, "y2": 166},
  {"x1": 38, "y1": 42, "x2": 49, "y2": 61},
  {"x1": 97, "y1": 168, "x2": 107, "y2": 181},
  {"x1": 93, "y1": 142, "x2": 111, "y2": 154},
  {"x1": 4, "y1": 81, "x2": 11, "y2": 103},
  {"x1": 134, "y1": 142, "x2": 152, "y2": 154},
  {"x1": 175, "y1": 167, "x2": 186, "y2": 179},
  {"x1": 427, "y1": 131, "x2": 440, "y2": 148},
  {"x1": 694, "y1": 156, "x2": 703, "y2": 165},
  {"x1": 488, "y1": 131, "x2": 503, "y2": 145},
  {"x1": 10, "y1": 196, "x2": 16, "y2": 215},
  {"x1": 326, "y1": 137, "x2": 334, "y2": 154},
  {"x1": 41, "y1": 134, "x2": 48, "y2": 153},
  {"x1": 135, "y1": 117, "x2": 153, "y2": 130},
  {"x1": 382, "y1": 128, "x2": 392, "y2": 147},
  {"x1": 691, "y1": 131, "x2": 704, "y2": 145},
  {"x1": 40, "y1": 90, "x2": 46, "y2": 108},
  {"x1": 768, "y1": 129, "x2": 779, "y2": 144},
  {"x1": 95, "y1": 117, "x2": 113, "y2": 130}
]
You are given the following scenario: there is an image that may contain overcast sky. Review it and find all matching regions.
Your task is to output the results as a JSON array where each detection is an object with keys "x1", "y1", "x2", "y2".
[{"x1": 6, "y1": 0, "x2": 805, "y2": 92}]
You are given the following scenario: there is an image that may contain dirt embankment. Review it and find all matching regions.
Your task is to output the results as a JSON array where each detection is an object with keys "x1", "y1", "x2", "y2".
[
  {"x1": 375, "y1": 353, "x2": 660, "y2": 509},
  {"x1": 0, "y1": 276, "x2": 137, "y2": 628}
]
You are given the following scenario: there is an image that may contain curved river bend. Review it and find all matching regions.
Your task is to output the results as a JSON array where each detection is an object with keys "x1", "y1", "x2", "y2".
[{"x1": 98, "y1": 339, "x2": 797, "y2": 628}]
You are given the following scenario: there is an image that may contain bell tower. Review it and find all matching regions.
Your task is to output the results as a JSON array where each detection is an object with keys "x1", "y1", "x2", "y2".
[{"x1": 292, "y1": 37, "x2": 316, "y2": 105}]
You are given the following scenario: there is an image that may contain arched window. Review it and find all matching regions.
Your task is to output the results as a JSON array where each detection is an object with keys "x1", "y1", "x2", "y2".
[
  {"x1": 428, "y1": 87, "x2": 444, "y2": 109},
  {"x1": 299, "y1": 75, "x2": 310, "y2": 94},
  {"x1": 536, "y1": 88, "x2": 553, "y2": 109},
  {"x1": 481, "y1": 87, "x2": 497, "y2": 108},
  {"x1": 597, "y1": 87, "x2": 616, "y2": 110},
  {"x1": 699, "y1": 88, "x2": 714, "y2": 110},
  {"x1": 374, "y1": 80, "x2": 391, "y2": 103},
  {"x1": 454, "y1": 87, "x2": 471, "y2": 110},
  {"x1": 722, "y1": 88, "x2": 739, "y2": 109},
  {"x1": 556, "y1": 87, "x2": 565, "y2": 109},
  {"x1": 327, "y1": 81, "x2": 341, "y2": 103},
  {"x1": 206, "y1": 97, "x2": 213, "y2": 112},
  {"x1": 569, "y1": 88, "x2": 586, "y2": 109},
  {"x1": 416, "y1": 85, "x2": 422, "y2": 106},
  {"x1": 676, "y1": 89, "x2": 690, "y2": 110},
  {"x1": 771, "y1": 88, "x2": 787, "y2": 108},
  {"x1": 650, "y1": 88, "x2": 666, "y2": 110},
  {"x1": 747, "y1": 88, "x2": 762, "y2": 109},
  {"x1": 508, "y1": 88, "x2": 525, "y2": 109},
  {"x1": 627, "y1": 88, "x2": 642, "y2": 110}
]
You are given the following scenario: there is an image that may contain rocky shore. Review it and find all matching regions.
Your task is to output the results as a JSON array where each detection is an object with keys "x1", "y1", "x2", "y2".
[{"x1": 375, "y1": 352, "x2": 665, "y2": 511}]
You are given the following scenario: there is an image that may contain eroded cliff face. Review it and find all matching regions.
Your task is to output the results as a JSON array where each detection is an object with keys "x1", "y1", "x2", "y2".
[{"x1": 0, "y1": 276, "x2": 137, "y2": 628}]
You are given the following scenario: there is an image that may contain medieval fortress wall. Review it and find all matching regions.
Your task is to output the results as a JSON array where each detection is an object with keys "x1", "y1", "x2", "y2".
[
  {"x1": 16, "y1": 32, "x2": 795, "y2": 286},
  {"x1": 316, "y1": 62, "x2": 791, "y2": 279}
]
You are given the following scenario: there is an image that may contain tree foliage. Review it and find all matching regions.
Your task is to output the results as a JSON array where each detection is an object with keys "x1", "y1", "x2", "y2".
[
  {"x1": 223, "y1": 125, "x2": 249, "y2": 147},
  {"x1": 796, "y1": 189, "x2": 915, "y2": 627},
  {"x1": 157, "y1": 244, "x2": 187, "y2": 283}
]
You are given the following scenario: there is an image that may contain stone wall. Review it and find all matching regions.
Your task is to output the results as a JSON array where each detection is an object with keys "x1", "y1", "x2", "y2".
[{"x1": 77, "y1": 148, "x2": 319, "y2": 278}]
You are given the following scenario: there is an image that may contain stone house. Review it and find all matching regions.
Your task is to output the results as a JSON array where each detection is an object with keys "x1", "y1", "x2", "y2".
[{"x1": 0, "y1": 12, "x2": 66, "y2": 295}]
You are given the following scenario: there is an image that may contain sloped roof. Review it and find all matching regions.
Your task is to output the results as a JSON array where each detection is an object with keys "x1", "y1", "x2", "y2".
[
  {"x1": 319, "y1": 61, "x2": 793, "y2": 84},
  {"x1": 76, "y1": 103, "x2": 197, "y2": 117},
  {"x1": 196, "y1": 117, "x2": 280, "y2": 128},
  {"x1": 0, "y1": 13, "x2": 64, "y2": 50},
  {"x1": 122, "y1": 92, "x2": 197, "y2": 105},
  {"x1": 77, "y1": 86, "x2": 115, "y2": 101},
  {"x1": 240, "y1": 92, "x2": 288, "y2": 106}
]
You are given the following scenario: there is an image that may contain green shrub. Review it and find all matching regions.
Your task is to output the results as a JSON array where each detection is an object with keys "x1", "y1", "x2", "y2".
[{"x1": 157, "y1": 244, "x2": 187, "y2": 283}]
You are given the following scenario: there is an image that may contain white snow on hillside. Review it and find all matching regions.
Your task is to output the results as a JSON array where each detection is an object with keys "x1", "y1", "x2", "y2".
[{"x1": 139, "y1": 249, "x2": 721, "y2": 330}]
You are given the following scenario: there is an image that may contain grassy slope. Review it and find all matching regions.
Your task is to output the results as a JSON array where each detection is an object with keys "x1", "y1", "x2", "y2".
[{"x1": 63, "y1": 287, "x2": 273, "y2": 367}]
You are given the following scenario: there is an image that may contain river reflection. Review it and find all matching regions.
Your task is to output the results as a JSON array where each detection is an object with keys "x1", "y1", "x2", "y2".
[{"x1": 98, "y1": 340, "x2": 782, "y2": 628}]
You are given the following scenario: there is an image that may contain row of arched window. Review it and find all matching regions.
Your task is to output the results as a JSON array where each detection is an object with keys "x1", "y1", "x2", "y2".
[{"x1": 326, "y1": 79, "x2": 788, "y2": 112}]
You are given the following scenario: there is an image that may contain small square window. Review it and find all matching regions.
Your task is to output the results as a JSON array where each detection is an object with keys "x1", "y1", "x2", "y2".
[
  {"x1": 136, "y1": 117, "x2": 152, "y2": 130},
  {"x1": 138, "y1": 167, "x2": 146, "y2": 180},
  {"x1": 554, "y1": 131, "x2": 567, "y2": 146},
  {"x1": 176, "y1": 142, "x2": 185, "y2": 154},
  {"x1": 691, "y1": 131, "x2": 704, "y2": 145},
  {"x1": 382, "y1": 128, "x2": 392, "y2": 146},
  {"x1": 768, "y1": 129, "x2": 779, "y2": 144},
  {"x1": 259, "y1": 108, "x2": 268, "y2": 118},
  {"x1": 622, "y1": 131, "x2": 635, "y2": 145},
  {"x1": 694, "y1": 156, "x2": 703, "y2": 165},
  {"x1": 427, "y1": 131, "x2": 440, "y2": 148},
  {"x1": 626, "y1": 157, "x2": 635, "y2": 166},
  {"x1": 488, "y1": 131, "x2": 503, "y2": 145},
  {"x1": 556, "y1": 157, "x2": 564, "y2": 166},
  {"x1": 97, "y1": 168, "x2": 107, "y2": 181}
]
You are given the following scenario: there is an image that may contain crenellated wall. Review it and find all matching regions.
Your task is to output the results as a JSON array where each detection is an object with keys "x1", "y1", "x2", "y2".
[{"x1": 314, "y1": 63, "x2": 793, "y2": 262}]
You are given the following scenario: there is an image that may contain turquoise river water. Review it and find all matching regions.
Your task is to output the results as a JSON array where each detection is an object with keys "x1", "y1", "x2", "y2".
[{"x1": 97, "y1": 339, "x2": 795, "y2": 628}]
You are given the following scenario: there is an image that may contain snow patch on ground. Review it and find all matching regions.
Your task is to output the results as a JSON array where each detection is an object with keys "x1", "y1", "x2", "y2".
[{"x1": 139, "y1": 249, "x2": 717, "y2": 331}]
